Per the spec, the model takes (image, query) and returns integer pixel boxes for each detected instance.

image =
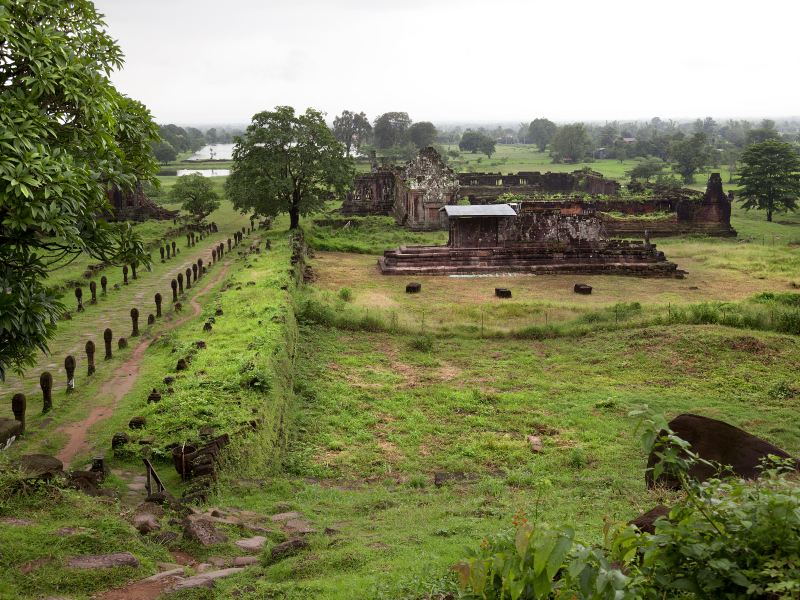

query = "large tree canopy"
[169,174,220,221]
[408,121,438,149]
[738,140,800,222]
[225,106,353,229]
[332,110,371,157]
[0,0,159,380]
[528,118,557,152]
[372,112,411,149]
[550,124,591,163]
[669,132,711,183]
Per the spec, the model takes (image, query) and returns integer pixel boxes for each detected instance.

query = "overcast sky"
[94,0,800,126]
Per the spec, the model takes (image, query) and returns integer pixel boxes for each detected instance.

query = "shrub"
[409,334,434,352]
[338,287,353,302]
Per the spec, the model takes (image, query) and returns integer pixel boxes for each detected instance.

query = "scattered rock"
[129,416,147,430]
[283,519,315,535]
[526,435,543,453]
[66,552,140,569]
[20,557,52,574]
[133,502,164,534]
[150,531,179,545]
[163,376,175,385]
[234,536,267,552]
[195,340,207,349]
[182,516,228,547]
[0,517,34,526]
[172,567,244,590]
[143,567,184,581]
[269,538,309,562]
[495,287,512,299]
[55,526,92,537]
[629,505,670,534]
[573,283,593,295]
[232,556,259,567]
[269,511,302,522]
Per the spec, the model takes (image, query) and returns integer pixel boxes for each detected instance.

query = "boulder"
[647,413,799,489]
[0,418,22,446]
[574,283,593,295]
[182,516,227,546]
[234,535,267,552]
[16,454,63,479]
[269,538,309,562]
[495,287,512,299]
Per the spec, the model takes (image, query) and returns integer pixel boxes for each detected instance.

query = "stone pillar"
[228,238,231,252]
[155,293,162,317]
[11,393,26,433]
[64,355,76,393]
[85,340,96,376]
[89,281,97,304]
[40,372,53,414]
[160,246,165,262]
[118,337,127,349]
[104,328,113,360]
[171,279,178,302]
[147,314,155,325]
[122,265,128,285]
[185,268,192,289]
[198,258,203,275]
[192,263,198,281]
[131,263,137,280]
[212,249,216,263]
[130,308,139,337]
[177,273,184,294]
[75,287,84,312]
[171,241,176,256]
[166,244,171,259]
[187,233,191,247]
[101,275,108,295]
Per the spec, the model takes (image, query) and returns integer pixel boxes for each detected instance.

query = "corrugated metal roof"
[441,204,518,217]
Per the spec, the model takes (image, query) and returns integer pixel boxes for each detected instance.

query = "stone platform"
[378,241,685,278]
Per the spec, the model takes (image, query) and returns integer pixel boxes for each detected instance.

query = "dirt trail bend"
[55,261,231,467]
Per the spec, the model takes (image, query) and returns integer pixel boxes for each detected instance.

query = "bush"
[338,287,353,302]
[409,334,434,352]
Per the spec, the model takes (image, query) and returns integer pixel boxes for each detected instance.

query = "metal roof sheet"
[441,204,517,217]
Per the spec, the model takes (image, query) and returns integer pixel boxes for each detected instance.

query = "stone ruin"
[343,147,734,238]
[107,182,177,222]
[379,202,684,277]
[342,147,459,230]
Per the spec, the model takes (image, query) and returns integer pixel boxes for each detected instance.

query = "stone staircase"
[378,241,685,277]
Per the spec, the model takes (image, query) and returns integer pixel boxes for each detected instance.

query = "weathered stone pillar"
[166,244,171,259]
[227,238,231,252]
[155,293,162,317]
[212,249,216,263]
[147,314,155,325]
[192,263,198,281]
[130,308,139,337]
[85,340,96,375]
[131,262,137,280]
[11,393,26,433]
[75,287,84,312]
[198,258,203,275]
[64,355,76,392]
[89,281,97,304]
[118,337,127,349]
[101,275,108,295]
[187,233,191,247]
[171,241,176,256]
[104,328,113,360]
[185,268,192,289]
[160,246,165,262]
[122,265,129,285]
[171,279,178,302]
[40,372,53,414]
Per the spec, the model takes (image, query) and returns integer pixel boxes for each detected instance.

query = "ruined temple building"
[343,148,736,238]
[379,202,684,277]
[107,182,177,221]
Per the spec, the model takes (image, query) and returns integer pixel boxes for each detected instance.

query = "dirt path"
[55,261,231,467]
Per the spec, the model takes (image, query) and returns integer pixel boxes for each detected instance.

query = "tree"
[669,132,711,183]
[332,110,372,157]
[153,141,177,164]
[738,140,800,222]
[225,106,353,229]
[478,136,496,158]
[205,127,218,145]
[0,0,158,380]
[169,174,220,220]
[626,157,666,182]
[550,123,591,163]
[746,119,780,146]
[372,112,411,149]
[528,118,557,151]
[408,121,438,149]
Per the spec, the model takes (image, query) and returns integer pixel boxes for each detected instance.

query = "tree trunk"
[289,205,300,229]
[767,209,772,222]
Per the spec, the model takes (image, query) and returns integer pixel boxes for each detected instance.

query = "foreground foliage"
[456,410,800,599]
[0,0,159,379]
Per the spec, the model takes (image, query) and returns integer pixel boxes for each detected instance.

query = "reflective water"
[186,143,235,161]
[177,169,230,177]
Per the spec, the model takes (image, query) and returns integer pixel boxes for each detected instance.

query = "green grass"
[304,214,447,255]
